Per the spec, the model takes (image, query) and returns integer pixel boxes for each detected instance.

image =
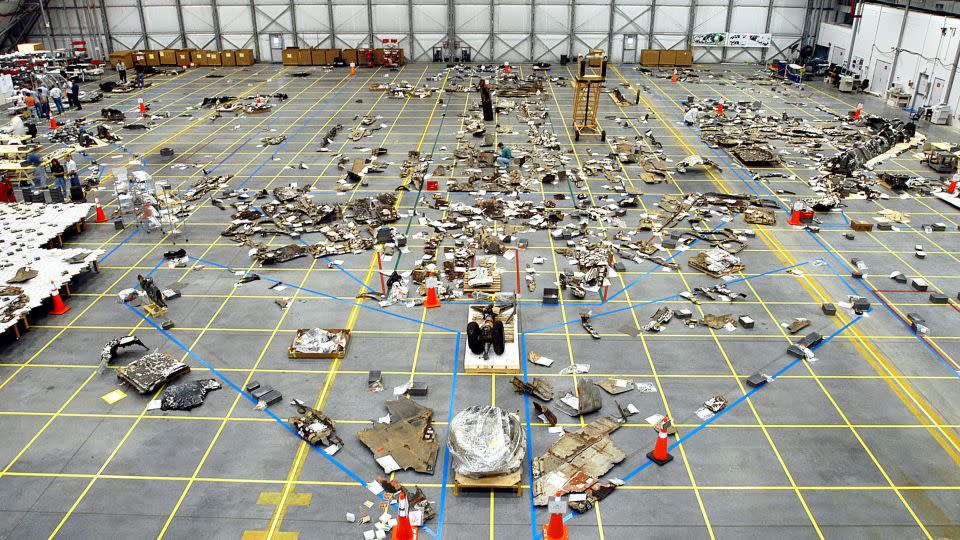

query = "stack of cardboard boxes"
[108,49,255,68]
[639,49,693,67]
[282,47,403,67]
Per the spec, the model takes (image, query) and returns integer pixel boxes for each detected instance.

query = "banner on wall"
[691,33,771,48]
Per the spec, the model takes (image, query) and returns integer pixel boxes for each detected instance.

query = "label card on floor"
[101,389,126,404]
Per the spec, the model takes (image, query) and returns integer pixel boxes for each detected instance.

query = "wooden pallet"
[464,304,520,374]
[463,268,501,294]
[453,470,522,496]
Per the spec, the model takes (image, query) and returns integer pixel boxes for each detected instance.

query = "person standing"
[65,156,79,187]
[23,92,38,120]
[27,152,46,189]
[37,85,50,118]
[50,85,64,115]
[69,78,82,110]
[116,60,127,83]
[134,62,145,88]
[49,158,66,194]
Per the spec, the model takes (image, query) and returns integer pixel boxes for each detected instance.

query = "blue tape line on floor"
[99,226,144,263]
[519,333,539,540]
[188,255,458,333]
[435,333,462,539]
[124,301,438,538]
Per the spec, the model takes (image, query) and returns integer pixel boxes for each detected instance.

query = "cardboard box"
[176,49,195,66]
[221,50,236,66]
[235,49,254,66]
[658,50,677,66]
[144,50,160,66]
[640,49,660,66]
[206,51,222,67]
[17,43,44,53]
[282,48,299,66]
[109,50,134,68]
[675,49,693,66]
[159,49,178,65]
[324,48,341,65]
[341,49,358,66]
[310,48,327,66]
[297,48,312,66]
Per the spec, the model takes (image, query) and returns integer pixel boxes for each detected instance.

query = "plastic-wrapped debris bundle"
[448,405,525,478]
[291,328,348,355]
[158,379,222,410]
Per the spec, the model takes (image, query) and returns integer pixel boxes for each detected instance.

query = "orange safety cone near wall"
[350,62,356,76]
[49,280,71,315]
[424,273,441,309]
[646,416,674,465]
[138,98,147,114]
[853,101,862,119]
[391,492,417,540]
[543,492,569,540]
[716,102,724,116]
[671,68,678,83]
[787,199,804,226]
[94,195,108,223]
[49,115,58,130]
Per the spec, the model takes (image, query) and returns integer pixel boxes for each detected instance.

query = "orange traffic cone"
[138,98,147,114]
[646,416,673,465]
[350,62,356,76]
[787,199,803,226]
[716,102,724,116]
[543,492,569,540]
[49,115,58,130]
[671,68,678,83]
[392,492,418,540]
[49,280,71,315]
[424,273,440,309]
[504,62,510,75]
[853,101,862,119]
[947,175,958,194]
[94,195,108,223]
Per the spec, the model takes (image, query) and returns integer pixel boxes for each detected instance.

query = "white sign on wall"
[692,33,771,48]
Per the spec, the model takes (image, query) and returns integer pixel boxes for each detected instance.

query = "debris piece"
[595,378,634,395]
[511,376,554,401]
[289,399,343,451]
[158,379,222,410]
[528,351,555,367]
[359,399,439,474]
[98,335,149,372]
[117,352,190,394]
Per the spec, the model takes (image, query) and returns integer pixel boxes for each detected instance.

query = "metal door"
[622,34,638,64]
[870,59,890,94]
[929,77,946,105]
[830,46,845,65]
[270,33,284,64]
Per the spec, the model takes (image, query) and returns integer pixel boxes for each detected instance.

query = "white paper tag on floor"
[366,482,384,495]
[645,413,664,426]
[696,407,715,421]
[636,382,657,393]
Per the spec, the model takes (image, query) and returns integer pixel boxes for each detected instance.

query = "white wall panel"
[455,4,489,33]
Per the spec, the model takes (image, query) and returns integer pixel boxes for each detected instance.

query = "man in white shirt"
[683,106,700,126]
[65,156,79,187]
[50,85,64,115]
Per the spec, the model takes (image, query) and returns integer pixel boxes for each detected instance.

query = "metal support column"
[942,30,960,104]
[648,0,656,49]
[248,0,260,58]
[97,0,112,53]
[489,0,495,61]
[761,0,775,62]
[408,0,415,58]
[176,0,188,48]
[686,0,697,50]
[134,0,148,48]
[570,0,577,59]
[889,0,911,86]
[606,0,615,58]
[289,0,300,47]
[844,0,862,71]
[210,0,223,50]
[720,0,734,62]
[366,0,375,48]
[447,0,456,59]
[327,0,337,48]
[529,0,536,61]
